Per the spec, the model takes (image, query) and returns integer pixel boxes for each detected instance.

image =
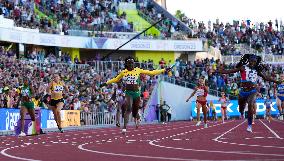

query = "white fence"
[80,111,138,126]
[80,112,117,125]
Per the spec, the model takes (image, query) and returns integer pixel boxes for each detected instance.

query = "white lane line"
[213,121,246,141]
[149,140,284,157]
[1,148,41,161]
[78,143,201,161]
[260,120,281,139]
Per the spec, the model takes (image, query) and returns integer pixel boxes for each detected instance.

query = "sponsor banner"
[0,109,80,130]
[191,99,279,118]
[61,110,81,127]
[0,108,20,131]
[0,27,203,51]
[44,110,61,128]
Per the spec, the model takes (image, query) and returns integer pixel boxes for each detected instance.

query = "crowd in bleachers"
[177,14,284,55]
[0,47,156,114]
[1,40,284,112]
[165,57,283,99]
[2,0,284,53]
[0,0,133,35]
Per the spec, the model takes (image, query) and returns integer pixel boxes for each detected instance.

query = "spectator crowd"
[169,57,283,99]
[1,0,284,55]
[0,47,157,118]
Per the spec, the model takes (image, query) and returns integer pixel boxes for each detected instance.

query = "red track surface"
[0,119,283,161]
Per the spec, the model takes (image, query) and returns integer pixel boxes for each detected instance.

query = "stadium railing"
[80,111,116,126]
[80,110,138,126]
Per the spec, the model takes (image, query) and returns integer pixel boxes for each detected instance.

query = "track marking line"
[149,120,284,157]
[213,120,246,141]
[1,147,41,161]
[260,120,282,139]
[213,120,284,149]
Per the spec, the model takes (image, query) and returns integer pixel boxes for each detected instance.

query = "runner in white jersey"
[218,91,229,123]
[218,54,278,132]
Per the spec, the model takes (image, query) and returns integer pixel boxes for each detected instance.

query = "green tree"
[175,10,185,21]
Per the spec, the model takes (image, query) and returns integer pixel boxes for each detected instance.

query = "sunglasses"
[126,59,134,62]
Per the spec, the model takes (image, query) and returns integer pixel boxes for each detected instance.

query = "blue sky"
[166,0,283,24]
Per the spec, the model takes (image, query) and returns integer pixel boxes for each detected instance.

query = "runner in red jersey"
[186,77,209,128]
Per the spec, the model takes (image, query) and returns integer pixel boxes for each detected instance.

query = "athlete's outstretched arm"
[186,88,198,102]
[204,86,209,93]
[63,83,69,93]
[46,82,52,95]
[139,68,166,76]
[106,71,124,85]
[218,65,242,74]
[258,72,279,84]
[30,84,35,98]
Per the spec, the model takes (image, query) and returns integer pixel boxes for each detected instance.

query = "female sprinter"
[274,73,284,120]
[47,74,69,133]
[218,91,229,123]
[19,78,36,136]
[209,101,217,122]
[218,54,277,132]
[115,84,126,127]
[101,57,171,134]
[186,77,208,128]
[264,95,273,122]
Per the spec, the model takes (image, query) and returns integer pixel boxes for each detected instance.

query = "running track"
[0,119,283,161]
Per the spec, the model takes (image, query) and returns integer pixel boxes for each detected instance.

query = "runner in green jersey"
[19,77,36,136]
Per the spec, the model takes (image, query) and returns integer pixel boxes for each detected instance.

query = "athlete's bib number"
[196,89,204,96]
[54,86,63,92]
[124,76,137,85]
[247,70,257,82]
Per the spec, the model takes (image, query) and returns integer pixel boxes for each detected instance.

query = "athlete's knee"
[30,116,36,121]
[126,107,131,113]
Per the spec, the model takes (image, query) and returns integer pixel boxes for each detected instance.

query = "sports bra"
[240,65,258,83]
[196,86,207,97]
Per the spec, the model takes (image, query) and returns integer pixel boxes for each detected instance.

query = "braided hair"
[253,55,269,74]
[236,54,268,74]
[236,54,250,68]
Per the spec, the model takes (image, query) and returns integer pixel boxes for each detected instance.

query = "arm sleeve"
[139,68,165,76]
[106,71,124,85]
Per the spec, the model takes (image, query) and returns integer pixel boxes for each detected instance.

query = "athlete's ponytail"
[254,55,268,74]
[236,54,249,68]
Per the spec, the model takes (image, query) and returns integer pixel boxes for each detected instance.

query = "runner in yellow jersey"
[101,57,171,134]
[47,74,69,133]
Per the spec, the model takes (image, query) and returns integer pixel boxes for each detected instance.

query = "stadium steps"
[118,2,161,36]
[34,5,58,27]
[148,0,192,34]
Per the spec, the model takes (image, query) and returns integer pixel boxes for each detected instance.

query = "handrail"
[149,0,192,34]
[137,10,167,32]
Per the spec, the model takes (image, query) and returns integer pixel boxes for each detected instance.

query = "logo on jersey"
[54,85,63,92]
[21,89,30,96]
[124,76,138,85]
